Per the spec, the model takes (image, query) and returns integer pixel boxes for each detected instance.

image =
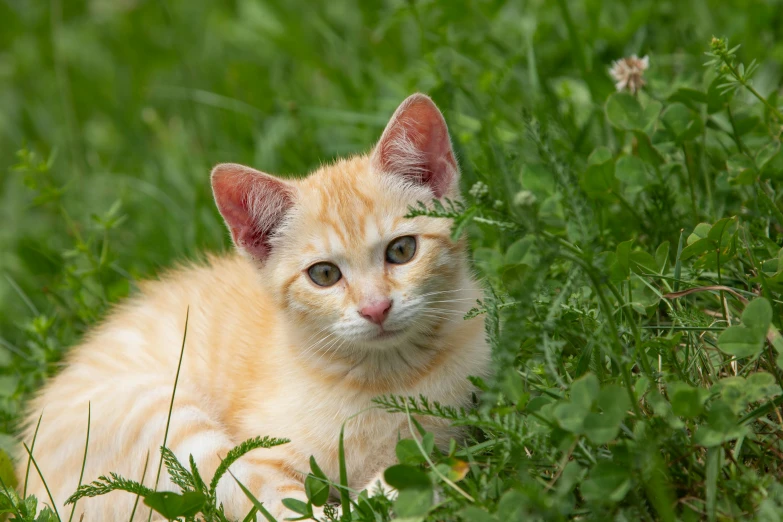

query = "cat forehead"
[300,156,380,215]
[290,156,430,246]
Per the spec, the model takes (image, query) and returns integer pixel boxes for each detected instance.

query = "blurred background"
[0,0,782,432]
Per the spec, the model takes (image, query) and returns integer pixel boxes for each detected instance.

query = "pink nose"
[359,299,392,325]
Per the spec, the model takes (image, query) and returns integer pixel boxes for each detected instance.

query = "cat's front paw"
[361,470,397,500]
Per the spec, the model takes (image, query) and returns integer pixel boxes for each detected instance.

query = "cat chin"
[373,329,405,341]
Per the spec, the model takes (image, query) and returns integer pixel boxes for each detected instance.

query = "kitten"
[16,94,490,520]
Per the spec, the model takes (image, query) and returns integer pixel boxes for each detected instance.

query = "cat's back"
[25,252,279,419]
[75,252,271,360]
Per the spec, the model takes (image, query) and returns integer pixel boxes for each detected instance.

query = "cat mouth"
[373,329,404,341]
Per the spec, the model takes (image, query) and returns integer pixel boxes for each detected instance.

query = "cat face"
[212,94,467,350]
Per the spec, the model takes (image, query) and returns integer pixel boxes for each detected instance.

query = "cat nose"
[359,298,392,325]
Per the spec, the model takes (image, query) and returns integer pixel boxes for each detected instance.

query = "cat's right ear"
[211,163,295,263]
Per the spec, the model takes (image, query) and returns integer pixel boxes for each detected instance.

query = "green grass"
[2,0,783,520]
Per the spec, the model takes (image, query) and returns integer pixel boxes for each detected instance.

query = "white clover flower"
[513,190,537,208]
[608,55,650,94]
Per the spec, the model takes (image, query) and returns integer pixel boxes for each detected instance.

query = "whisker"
[418,288,472,298]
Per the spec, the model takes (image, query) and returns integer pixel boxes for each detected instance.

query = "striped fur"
[16,94,490,520]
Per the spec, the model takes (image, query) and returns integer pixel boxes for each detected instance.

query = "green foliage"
[2,0,783,521]
[65,436,290,522]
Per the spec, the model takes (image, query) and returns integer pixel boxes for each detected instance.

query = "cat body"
[17,94,490,520]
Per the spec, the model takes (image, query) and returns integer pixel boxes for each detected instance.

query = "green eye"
[308,262,342,287]
[386,236,417,264]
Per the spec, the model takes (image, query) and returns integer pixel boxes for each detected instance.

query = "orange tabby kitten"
[17,94,490,520]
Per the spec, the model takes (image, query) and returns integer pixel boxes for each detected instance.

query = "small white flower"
[513,190,537,208]
[608,55,650,94]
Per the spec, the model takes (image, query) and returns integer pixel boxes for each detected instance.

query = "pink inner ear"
[372,94,458,198]
[211,164,294,261]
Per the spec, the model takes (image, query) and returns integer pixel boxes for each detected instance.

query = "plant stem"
[682,144,700,222]
[724,60,783,121]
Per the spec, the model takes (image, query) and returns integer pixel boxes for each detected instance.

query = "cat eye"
[308,262,342,287]
[386,236,417,264]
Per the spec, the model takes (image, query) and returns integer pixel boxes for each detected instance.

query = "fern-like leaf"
[65,473,153,504]
[188,454,207,493]
[209,436,289,494]
[372,395,467,421]
[161,446,194,492]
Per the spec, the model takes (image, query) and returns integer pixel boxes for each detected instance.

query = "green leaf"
[504,236,537,265]
[501,264,531,295]
[630,251,659,275]
[707,217,737,246]
[661,102,703,143]
[606,93,661,131]
[598,384,631,421]
[143,491,205,519]
[718,326,764,358]
[633,131,665,166]
[500,368,529,407]
[0,450,18,491]
[757,140,781,170]
[571,373,600,409]
[553,401,588,433]
[726,154,756,185]
[309,455,327,481]
[396,439,427,466]
[707,76,732,113]
[393,487,433,518]
[555,461,583,496]
[581,462,632,503]
[707,400,740,434]
[496,490,527,520]
[741,297,772,335]
[687,223,712,244]
[421,433,435,458]
[669,383,707,418]
[680,238,711,261]
[744,372,781,402]
[583,412,622,444]
[304,474,329,507]
[655,241,670,272]
[281,497,311,516]
[384,465,431,490]
[615,155,655,189]
[588,146,613,165]
[668,87,708,109]
[614,240,634,280]
[718,298,772,358]
[581,159,616,199]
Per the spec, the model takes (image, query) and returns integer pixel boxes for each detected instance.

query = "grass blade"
[338,424,350,521]
[23,412,43,498]
[149,307,189,522]
[228,469,278,522]
[22,442,62,522]
[129,451,151,522]
[68,402,91,522]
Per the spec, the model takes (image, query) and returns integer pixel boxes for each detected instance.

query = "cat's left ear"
[370,93,459,198]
